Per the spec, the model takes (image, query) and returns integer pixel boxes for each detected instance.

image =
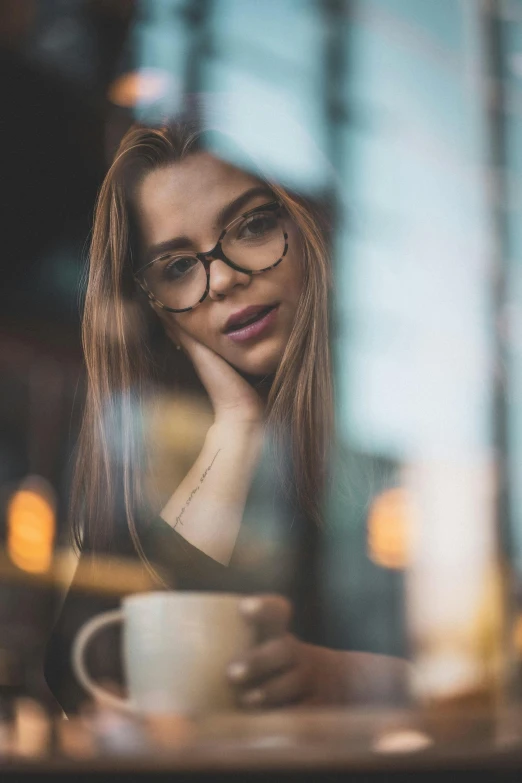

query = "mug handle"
[72,610,133,713]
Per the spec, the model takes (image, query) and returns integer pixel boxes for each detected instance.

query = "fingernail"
[242,688,264,707]
[241,597,261,616]
[227,661,248,682]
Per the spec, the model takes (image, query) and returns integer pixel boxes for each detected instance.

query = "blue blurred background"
[1,0,522,707]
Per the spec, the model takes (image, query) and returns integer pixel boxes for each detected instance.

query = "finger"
[227,635,297,688]
[240,595,292,641]
[161,323,264,422]
[239,667,309,709]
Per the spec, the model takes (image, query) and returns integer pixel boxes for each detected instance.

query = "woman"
[45,118,408,714]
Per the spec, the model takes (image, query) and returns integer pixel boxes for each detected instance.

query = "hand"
[167,323,264,427]
[226,596,410,708]
[227,595,335,708]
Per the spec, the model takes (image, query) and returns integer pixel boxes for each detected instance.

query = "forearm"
[160,421,264,566]
[307,645,411,706]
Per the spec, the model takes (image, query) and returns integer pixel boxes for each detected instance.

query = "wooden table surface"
[5,706,522,781]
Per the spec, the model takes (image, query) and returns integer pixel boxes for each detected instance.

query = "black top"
[44,446,407,715]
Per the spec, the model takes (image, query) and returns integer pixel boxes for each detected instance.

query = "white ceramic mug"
[72,592,253,716]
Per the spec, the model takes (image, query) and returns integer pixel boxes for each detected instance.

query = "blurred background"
[1,0,522,740]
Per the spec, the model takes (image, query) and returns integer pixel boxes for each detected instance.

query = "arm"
[160,420,263,566]
[227,596,411,708]
[158,325,266,566]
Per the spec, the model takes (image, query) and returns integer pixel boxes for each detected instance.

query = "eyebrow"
[144,185,274,264]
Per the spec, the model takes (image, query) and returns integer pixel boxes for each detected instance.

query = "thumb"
[240,595,292,642]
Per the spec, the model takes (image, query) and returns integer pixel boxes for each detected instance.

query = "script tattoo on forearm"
[174,449,221,529]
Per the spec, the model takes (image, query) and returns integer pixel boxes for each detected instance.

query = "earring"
[175,344,181,351]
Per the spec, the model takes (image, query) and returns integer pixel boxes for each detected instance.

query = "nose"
[207,257,251,301]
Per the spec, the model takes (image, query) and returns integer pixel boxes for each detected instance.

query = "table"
[5,706,522,781]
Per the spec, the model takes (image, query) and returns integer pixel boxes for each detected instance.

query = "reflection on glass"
[0,0,520,768]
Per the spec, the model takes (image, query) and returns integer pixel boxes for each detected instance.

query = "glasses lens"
[139,207,286,311]
[222,208,285,271]
[141,255,207,311]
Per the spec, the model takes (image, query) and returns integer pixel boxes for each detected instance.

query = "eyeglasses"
[134,200,289,313]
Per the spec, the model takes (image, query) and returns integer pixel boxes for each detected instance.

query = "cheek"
[173,310,214,346]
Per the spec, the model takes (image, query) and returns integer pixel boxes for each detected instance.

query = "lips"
[224,304,279,344]
[224,304,277,333]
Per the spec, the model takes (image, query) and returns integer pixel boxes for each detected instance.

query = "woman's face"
[134,152,303,376]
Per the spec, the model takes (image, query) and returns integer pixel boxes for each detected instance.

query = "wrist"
[210,416,264,438]
[212,402,265,431]
[306,648,411,706]
[207,418,265,456]
[304,644,347,706]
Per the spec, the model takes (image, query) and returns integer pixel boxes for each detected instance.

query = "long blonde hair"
[72,120,333,571]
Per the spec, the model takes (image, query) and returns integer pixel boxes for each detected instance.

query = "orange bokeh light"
[7,486,55,574]
[367,487,412,570]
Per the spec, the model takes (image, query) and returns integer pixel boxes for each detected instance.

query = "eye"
[236,211,279,241]
[161,255,199,281]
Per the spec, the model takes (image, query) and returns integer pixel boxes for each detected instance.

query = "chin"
[229,344,282,378]
[234,358,279,378]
